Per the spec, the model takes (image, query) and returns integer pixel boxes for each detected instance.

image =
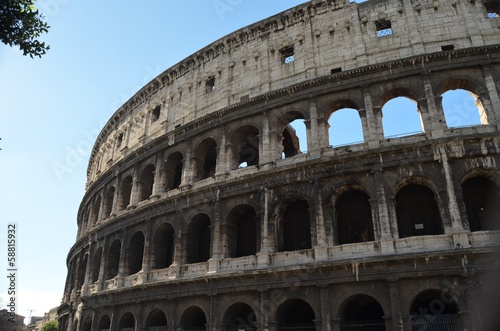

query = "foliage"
[0,0,50,58]
[41,320,59,331]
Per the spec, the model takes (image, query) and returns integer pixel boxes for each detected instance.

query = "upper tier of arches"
[86,0,500,184]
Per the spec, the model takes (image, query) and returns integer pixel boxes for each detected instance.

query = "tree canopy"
[41,320,59,331]
[0,0,50,58]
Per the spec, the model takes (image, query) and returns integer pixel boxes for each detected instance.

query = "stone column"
[215,127,227,176]
[373,171,394,246]
[387,278,404,331]
[436,147,465,233]
[129,167,140,207]
[481,65,500,125]
[308,98,322,157]
[421,72,446,138]
[257,188,274,266]
[259,291,271,331]
[319,286,332,331]
[260,110,272,167]
[82,244,95,295]
[142,221,153,273]
[152,153,164,197]
[314,186,328,261]
[208,201,222,273]
[110,177,120,216]
[362,86,383,148]
[182,144,194,186]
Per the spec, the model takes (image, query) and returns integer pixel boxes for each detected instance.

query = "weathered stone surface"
[59,0,500,330]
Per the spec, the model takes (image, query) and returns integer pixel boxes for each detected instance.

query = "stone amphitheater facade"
[58,0,500,330]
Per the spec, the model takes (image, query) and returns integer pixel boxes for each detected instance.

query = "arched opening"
[118,312,135,331]
[395,184,443,238]
[227,205,258,258]
[91,196,101,226]
[152,223,175,269]
[98,315,111,331]
[76,254,87,289]
[139,164,156,201]
[462,176,500,231]
[336,190,374,244]
[81,317,92,331]
[90,247,102,283]
[119,175,133,210]
[186,214,211,263]
[223,303,257,331]
[194,138,217,181]
[442,89,487,128]
[179,306,207,331]
[276,299,316,331]
[280,199,312,251]
[126,231,145,275]
[328,108,364,147]
[278,112,308,158]
[340,295,386,331]
[164,152,183,191]
[145,309,168,331]
[230,125,259,169]
[410,290,463,330]
[103,186,115,218]
[382,97,424,138]
[105,239,121,280]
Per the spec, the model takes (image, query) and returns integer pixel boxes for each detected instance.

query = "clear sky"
[0,0,479,323]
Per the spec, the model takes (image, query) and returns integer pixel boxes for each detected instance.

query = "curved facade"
[59,0,500,330]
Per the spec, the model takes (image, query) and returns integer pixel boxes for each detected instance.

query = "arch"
[229,125,260,169]
[442,89,486,128]
[194,138,217,181]
[276,298,316,330]
[118,312,135,331]
[328,107,364,147]
[462,176,500,231]
[223,302,257,331]
[164,151,184,191]
[186,214,212,263]
[179,306,207,330]
[98,315,111,331]
[152,223,175,269]
[139,164,156,201]
[339,294,386,331]
[91,196,101,225]
[103,186,115,218]
[395,184,443,238]
[145,309,168,331]
[90,247,102,283]
[336,190,374,244]
[381,96,424,138]
[279,199,312,251]
[76,254,88,289]
[81,316,92,331]
[277,111,308,158]
[119,175,133,210]
[105,239,121,280]
[410,289,463,330]
[226,205,258,258]
[126,231,145,275]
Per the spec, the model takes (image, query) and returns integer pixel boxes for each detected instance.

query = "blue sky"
[0,0,479,322]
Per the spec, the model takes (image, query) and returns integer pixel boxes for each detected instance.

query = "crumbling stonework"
[59,0,500,330]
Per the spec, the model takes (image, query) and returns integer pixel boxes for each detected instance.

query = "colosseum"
[58,0,500,330]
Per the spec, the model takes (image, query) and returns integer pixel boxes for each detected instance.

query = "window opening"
[375,19,393,37]
[151,105,161,122]
[153,223,175,269]
[282,200,311,251]
[105,240,121,280]
[382,97,424,138]
[484,1,500,17]
[126,232,145,275]
[328,108,364,147]
[462,177,500,231]
[442,89,486,128]
[206,76,216,93]
[340,295,386,331]
[441,44,454,51]
[336,191,374,244]
[395,184,443,238]
[276,299,316,331]
[117,133,124,148]
[279,46,295,64]
[223,303,257,331]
